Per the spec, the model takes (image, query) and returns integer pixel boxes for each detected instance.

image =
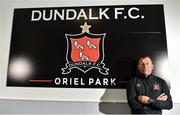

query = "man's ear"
[151,64,154,70]
[137,64,140,70]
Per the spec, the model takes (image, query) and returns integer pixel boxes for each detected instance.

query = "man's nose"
[141,63,145,66]
[142,64,147,67]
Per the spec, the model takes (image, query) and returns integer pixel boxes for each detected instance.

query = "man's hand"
[138,93,167,105]
[156,93,167,101]
[138,96,150,104]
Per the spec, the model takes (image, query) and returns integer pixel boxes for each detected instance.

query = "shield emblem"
[62,23,109,75]
[70,35,100,62]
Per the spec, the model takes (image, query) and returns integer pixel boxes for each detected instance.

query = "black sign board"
[7,5,168,88]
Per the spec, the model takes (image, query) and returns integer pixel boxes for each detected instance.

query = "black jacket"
[126,74,173,114]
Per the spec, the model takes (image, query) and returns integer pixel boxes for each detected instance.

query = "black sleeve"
[126,78,144,110]
[150,79,173,109]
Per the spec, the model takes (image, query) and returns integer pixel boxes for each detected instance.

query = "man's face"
[137,57,153,77]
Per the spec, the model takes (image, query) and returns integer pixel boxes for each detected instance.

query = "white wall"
[0,0,180,104]
[164,0,180,103]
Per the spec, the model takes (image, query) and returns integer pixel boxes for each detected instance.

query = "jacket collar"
[138,73,153,80]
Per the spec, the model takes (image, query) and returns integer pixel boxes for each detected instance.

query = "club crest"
[62,22,109,75]
[153,83,160,90]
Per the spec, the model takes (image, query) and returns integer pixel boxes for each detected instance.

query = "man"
[126,56,173,114]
